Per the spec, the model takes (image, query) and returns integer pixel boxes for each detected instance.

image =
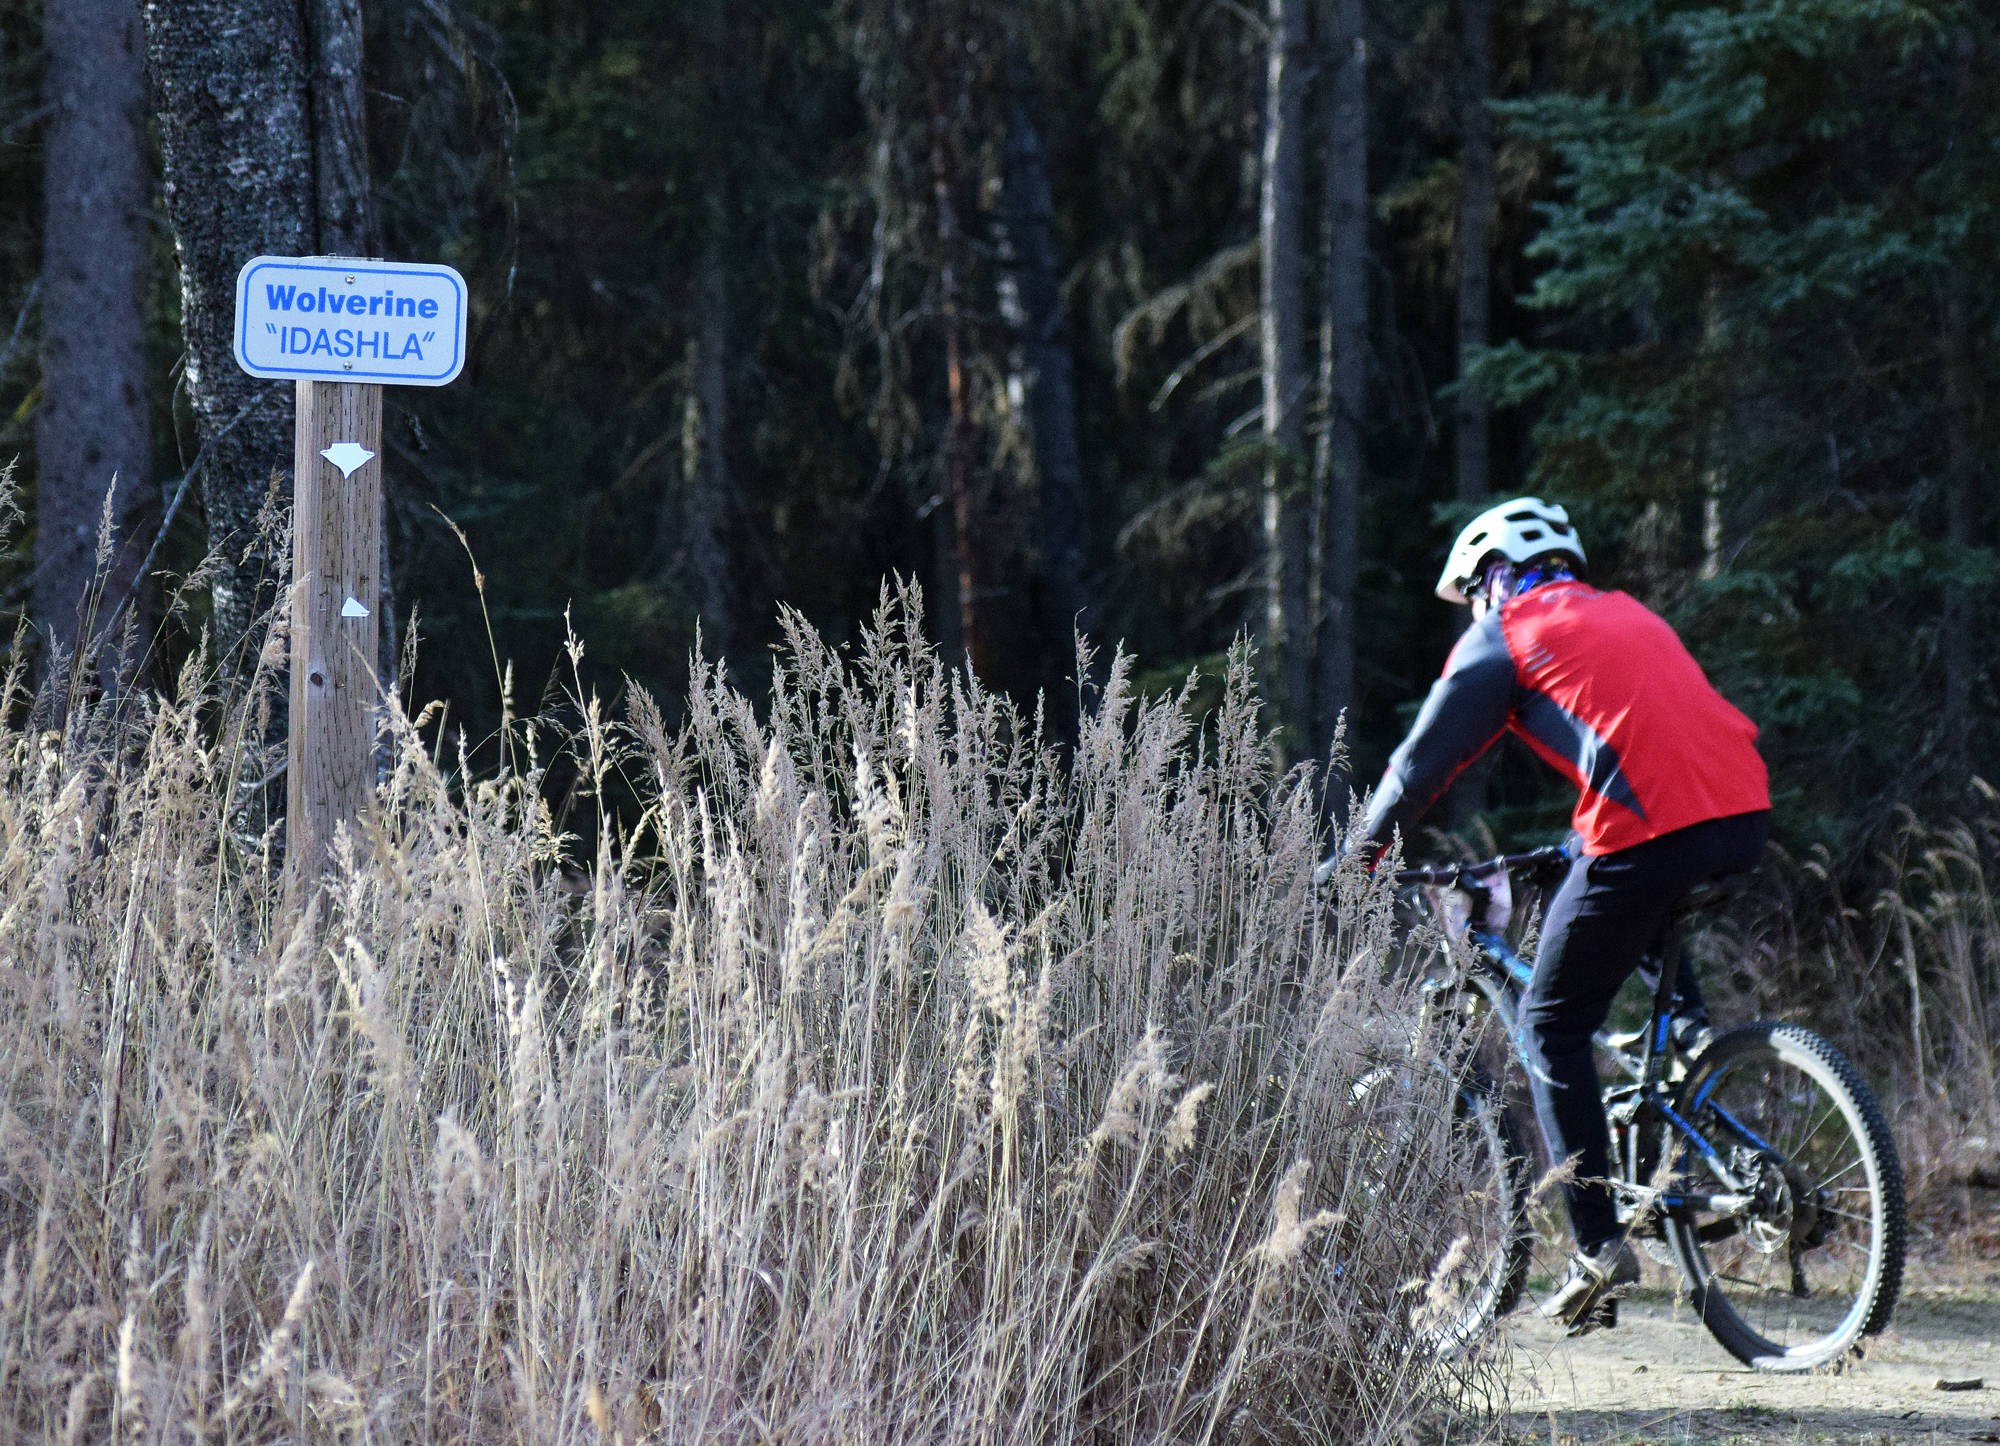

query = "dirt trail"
[1498,1192,2000,1445]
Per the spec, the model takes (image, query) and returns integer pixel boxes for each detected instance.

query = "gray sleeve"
[1357,612,1516,855]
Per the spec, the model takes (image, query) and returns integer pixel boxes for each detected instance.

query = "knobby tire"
[1664,1023,1904,1372]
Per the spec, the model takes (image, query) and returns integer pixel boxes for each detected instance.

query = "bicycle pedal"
[1563,1297,1618,1338]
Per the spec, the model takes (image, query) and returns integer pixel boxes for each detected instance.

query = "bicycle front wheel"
[1350,1059,1532,1353]
[1663,1023,1904,1372]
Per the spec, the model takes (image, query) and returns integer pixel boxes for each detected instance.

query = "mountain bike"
[1355,846,1905,1371]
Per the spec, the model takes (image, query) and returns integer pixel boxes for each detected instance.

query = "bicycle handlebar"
[1392,843,1570,889]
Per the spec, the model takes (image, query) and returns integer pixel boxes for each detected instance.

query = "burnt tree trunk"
[998,71,1092,729]
[36,0,152,685]
[1315,0,1367,764]
[1261,0,1313,756]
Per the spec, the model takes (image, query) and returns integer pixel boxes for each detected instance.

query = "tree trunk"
[922,11,1004,686]
[998,69,1092,729]
[934,124,981,677]
[144,0,374,660]
[307,0,393,688]
[144,0,313,654]
[1316,0,1367,762]
[1455,0,1493,503]
[684,234,734,656]
[310,0,373,258]
[682,0,734,658]
[1261,0,1312,755]
[1940,284,1979,791]
[1439,0,1496,827]
[36,0,151,687]
[1699,273,1725,580]
[1938,30,1980,794]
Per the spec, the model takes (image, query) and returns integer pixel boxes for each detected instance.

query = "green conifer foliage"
[1480,0,1998,854]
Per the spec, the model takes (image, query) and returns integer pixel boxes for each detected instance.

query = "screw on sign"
[233,255,467,901]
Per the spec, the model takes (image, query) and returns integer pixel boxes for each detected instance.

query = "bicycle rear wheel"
[1663,1023,1904,1371]
[1350,1058,1532,1353]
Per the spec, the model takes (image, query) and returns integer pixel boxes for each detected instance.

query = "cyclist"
[1327,497,1771,1331]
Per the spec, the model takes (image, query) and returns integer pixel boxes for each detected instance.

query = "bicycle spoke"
[1349,1060,1532,1352]
[1788,1098,1842,1158]
[1714,1268,1778,1293]
[1666,1026,1903,1369]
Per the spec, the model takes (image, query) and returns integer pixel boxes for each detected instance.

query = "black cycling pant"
[1519,811,1770,1253]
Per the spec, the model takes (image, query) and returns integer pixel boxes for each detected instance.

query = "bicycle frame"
[1403,854,1768,1225]
[1386,849,1904,1366]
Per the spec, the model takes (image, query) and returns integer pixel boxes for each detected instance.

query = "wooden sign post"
[233,255,466,901]
[289,379,383,885]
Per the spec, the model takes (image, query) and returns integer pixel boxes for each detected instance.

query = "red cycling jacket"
[1359,581,1770,856]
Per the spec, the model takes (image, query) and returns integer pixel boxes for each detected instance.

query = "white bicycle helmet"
[1435,496,1587,604]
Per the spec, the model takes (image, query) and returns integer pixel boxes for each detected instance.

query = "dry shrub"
[0,588,1499,1444]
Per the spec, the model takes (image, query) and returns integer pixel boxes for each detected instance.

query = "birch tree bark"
[1261,0,1313,754]
[35,0,151,682]
[1316,0,1367,757]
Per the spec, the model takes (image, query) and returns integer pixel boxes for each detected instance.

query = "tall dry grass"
[1701,785,2000,1192]
[0,580,1499,1443]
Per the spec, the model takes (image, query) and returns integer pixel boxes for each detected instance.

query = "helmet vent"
[1435,496,1585,603]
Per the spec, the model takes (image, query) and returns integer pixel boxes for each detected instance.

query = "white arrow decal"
[321,442,376,479]
[341,596,370,618]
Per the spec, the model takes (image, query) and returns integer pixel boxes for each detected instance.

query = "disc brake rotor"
[1741,1152,1796,1255]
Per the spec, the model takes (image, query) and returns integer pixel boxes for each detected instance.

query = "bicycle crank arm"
[1660,1191,1755,1215]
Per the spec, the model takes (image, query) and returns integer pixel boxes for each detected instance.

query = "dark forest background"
[0,0,1994,868]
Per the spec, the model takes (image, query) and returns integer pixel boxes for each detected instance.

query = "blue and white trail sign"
[233,255,467,386]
